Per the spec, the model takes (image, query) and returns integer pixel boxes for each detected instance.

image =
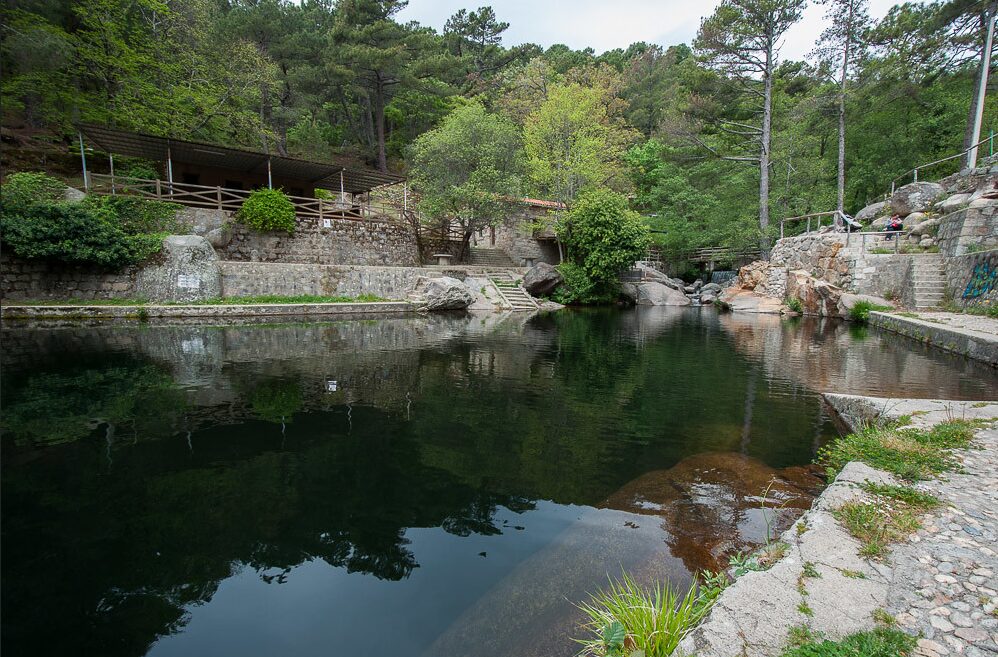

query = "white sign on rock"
[177,274,201,290]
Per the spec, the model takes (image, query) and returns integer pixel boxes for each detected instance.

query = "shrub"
[786,297,803,313]
[848,300,892,323]
[559,188,651,302]
[1,171,68,210]
[116,160,160,180]
[553,261,612,305]
[0,202,165,268]
[237,187,296,234]
[81,195,182,234]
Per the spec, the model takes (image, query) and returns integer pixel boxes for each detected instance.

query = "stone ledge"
[0,301,416,320]
[869,311,998,367]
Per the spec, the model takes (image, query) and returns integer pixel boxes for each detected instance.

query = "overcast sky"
[397,0,913,63]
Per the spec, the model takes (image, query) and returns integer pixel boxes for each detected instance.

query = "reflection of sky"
[146,503,611,657]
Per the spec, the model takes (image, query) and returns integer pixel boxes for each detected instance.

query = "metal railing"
[844,229,913,254]
[779,211,849,239]
[886,133,995,197]
[87,173,405,224]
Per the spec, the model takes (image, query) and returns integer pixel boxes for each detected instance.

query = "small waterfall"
[711,270,737,286]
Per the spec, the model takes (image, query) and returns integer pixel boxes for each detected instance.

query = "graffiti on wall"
[963,261,998,299]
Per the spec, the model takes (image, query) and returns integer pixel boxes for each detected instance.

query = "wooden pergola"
[77,125,408,222]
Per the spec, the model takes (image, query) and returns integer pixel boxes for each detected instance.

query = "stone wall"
[218,215,420,267]
[770,233,851,287]
[937,199,998,257]
[1,252,138,300]
[218,261,442,300]
[847,254,916,308]
[947,249,998,309]
[489,221,560,266]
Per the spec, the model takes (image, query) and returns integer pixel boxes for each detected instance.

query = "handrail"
[87,173,405,224]
[885,133,995,198]
[844,229,913,255]
[779,210,849,239]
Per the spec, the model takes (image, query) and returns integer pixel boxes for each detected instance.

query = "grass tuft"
[848,301,892,323]
[780,628,916,657]
[575,571,725,657]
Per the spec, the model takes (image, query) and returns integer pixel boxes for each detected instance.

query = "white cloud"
[398,0,922,64]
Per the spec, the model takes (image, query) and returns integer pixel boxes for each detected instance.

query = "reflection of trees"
[248,379,304,424]
[1,362,187,446]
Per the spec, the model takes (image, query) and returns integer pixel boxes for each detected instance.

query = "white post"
[166,145,174,195]
[109,152,115,195]
[267,157,272,189]
[78,132,89,191]
[404,182,408,213]
[339,169,345,203]
[968,11,997,168]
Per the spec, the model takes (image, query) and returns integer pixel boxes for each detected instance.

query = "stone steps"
[910,254,947,311]
[489,274,538,311]
[469,248,516,267]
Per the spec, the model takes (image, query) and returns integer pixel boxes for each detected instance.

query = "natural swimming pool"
[3,308,996,657]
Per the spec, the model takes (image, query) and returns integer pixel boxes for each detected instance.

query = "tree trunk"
[963,3,997,167]
[759,46,773,252]
[836,0,854,220]
[373,82,388,173]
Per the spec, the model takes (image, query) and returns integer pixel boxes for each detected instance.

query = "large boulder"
[785,269,843,317]
[63,186,86,202]
[408,276,474,311]
[735,260,772,292]
[635,264,685,291]
[909,216,940,237]
[890,182,946,216]
[936,193,971,214]
[854,200,889,224]
[522,262,563,296]
[619,282,639,304]
[635,281,692,306]
[871,216,890,230]
[135,235,222,302]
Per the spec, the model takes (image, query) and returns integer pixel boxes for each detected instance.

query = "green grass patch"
[848,301,893,323]
[859,483,940,508]
[575,571,725,656]
[780,628,916,657]
[817,420,981,481]
[834,500,922,559]
[839,569,866,579]
[3,294,394,306]
[786,297,803,313]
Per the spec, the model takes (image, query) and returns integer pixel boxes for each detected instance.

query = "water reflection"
[2,308,996,657]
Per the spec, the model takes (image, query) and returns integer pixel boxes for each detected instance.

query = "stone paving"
[887,425,998,657]
[912,312,998,338]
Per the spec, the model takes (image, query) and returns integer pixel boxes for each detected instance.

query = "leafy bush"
[1,171,68,210]
[237,187,296,234]
[0,202,165,268]
[116,160,160,180]
[786,297,803,313]
[558,188,651,302]
[81,195,182,234]
[553,261,611,305]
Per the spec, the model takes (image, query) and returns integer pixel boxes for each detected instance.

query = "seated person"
[885,214,904,240]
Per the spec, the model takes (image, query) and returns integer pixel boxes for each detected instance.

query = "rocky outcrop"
[717,288,784,314]
[890,181,946,216]
[836,292,892,317]
[635,281,692,306]
[408,276,475,311]
[134,235,222,302]
[699,282,722,305]
[634,263,686,291]
[937,193,971,213]
[785,269,843,317]
[909,215,940,236]
[522,262,562,296]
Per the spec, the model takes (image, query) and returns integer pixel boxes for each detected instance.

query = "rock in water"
[522,262,563,296]
[409,276,475,311]
[890,182,946,216]
[135,235,222,302]
[635,281,692,306]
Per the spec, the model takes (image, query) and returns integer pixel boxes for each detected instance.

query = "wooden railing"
[87,173,404,224]
[779,211,849,239]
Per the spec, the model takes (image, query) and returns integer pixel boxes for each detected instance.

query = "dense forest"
[1,0,996,255]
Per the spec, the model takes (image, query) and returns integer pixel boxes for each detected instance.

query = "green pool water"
[2,308,995,657]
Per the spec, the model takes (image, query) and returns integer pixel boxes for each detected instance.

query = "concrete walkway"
[869,311,998,366]
[0,301,416,321]
[679,396,998,657]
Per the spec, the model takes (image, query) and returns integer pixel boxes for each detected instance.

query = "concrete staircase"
[470,248,516,267]
[912,254,947,310]
[489,273,538,311]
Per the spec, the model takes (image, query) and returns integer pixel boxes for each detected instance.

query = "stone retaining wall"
[945,249,998,310]
[218,215,420,267]
[1,252,139,300]
[938,199,998,257]
[218,261,443,300]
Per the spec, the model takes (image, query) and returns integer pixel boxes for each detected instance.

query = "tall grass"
[575,572,724,656]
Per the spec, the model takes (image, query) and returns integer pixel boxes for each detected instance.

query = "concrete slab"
[869,311,998,366]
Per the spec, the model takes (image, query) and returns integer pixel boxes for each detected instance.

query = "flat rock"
[408,276,475,311]
[635,281,691,306]
[718,289,784,314]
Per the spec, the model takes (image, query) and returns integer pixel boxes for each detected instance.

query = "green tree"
[695,0,806,248]
[407,103,525,257]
